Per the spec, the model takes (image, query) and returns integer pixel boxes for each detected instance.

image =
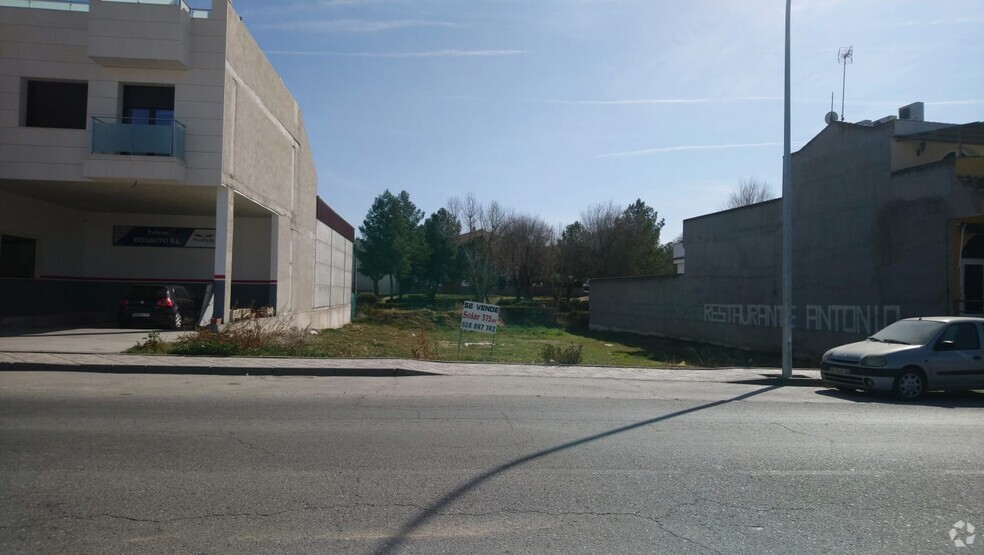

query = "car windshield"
[870,319,945,345]
[124,286,167,301]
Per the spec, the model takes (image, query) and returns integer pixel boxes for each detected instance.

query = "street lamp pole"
[781,0,793,379]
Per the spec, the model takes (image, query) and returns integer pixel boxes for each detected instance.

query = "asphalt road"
[2,372,983,554]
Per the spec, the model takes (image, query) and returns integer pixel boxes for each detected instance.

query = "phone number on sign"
[460,321,497,333]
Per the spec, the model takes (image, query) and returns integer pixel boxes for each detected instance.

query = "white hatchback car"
[821,316,984,401]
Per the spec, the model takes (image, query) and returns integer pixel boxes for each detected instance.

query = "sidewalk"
[0,351,821,383]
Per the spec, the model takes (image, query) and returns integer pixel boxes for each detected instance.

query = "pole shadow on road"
[375,383,781,554]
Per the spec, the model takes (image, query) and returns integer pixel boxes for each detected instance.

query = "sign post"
[458,300,500,359]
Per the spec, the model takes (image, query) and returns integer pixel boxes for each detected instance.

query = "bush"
[564,311,590,331]
[409,328,434,360]
[386,294,430,308]
[132,331,168,353]
[168,319,309,356]
[500,305,556,326]
[569,298,589,312]
[357,292,380,307]
[540,343,583,365]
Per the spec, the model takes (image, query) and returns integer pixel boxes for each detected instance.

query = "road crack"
[226,433,275,458]
[771,422,835,444]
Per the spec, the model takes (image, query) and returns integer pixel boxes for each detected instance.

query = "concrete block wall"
[220,0,327,323]
[315,223,353,310]
[592,120,984,358]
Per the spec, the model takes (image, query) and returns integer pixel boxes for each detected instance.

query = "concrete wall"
[592,120,984,358]
[221,0,327,323]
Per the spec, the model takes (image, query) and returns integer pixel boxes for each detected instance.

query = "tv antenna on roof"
[837,46,853,122]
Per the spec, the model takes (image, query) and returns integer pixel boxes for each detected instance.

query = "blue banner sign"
[113,226,215,248]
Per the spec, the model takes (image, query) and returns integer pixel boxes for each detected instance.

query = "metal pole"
[781,0,793,379]
[489,332,496,360]
[840,56,847,121]
[958,224,966,314]
[457,327,463,359]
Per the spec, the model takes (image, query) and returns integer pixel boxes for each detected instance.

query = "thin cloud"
[258,19,459,33]
[266,49,526,58]
[542,96,781,105]
[898,16,984,26]
[541,96,984,109]
[923,99,984,106]
[595,142,783,159]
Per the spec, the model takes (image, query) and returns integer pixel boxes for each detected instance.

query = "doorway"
[962,260,984,315]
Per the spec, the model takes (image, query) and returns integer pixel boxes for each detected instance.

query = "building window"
[25,80,88,129]
[0,235,37,278]
[122,85,175,125]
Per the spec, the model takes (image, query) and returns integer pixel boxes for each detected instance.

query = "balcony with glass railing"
[0,0,211,18]
[91,116,186,159]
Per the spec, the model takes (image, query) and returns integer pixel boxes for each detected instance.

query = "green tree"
[357,191,400,296]
[421,208,462,300]
[617,199,672,276]
[557,221,588,300]
[357,190,425,298]
[391,191,425,297]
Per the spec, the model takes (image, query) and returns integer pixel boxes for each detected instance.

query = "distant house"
[0,0,354,328]
[591,103,984,357]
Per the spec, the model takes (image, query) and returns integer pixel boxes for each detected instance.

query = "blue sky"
[229,0,984,240]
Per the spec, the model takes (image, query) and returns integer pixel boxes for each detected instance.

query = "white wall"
[314,221,353,309]
[83,212,214,280]
[0,189,277,283]
[0,191,86,277]
[231,215,272,281]
[312,220,353,327]
[0,2,227,186]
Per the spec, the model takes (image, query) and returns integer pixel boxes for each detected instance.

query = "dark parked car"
[119,285,198,329]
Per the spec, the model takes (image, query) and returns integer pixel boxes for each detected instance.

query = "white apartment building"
[0,0,354,328]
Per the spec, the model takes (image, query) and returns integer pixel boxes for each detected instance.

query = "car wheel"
[172,311,183,330]
[893,368,926,401]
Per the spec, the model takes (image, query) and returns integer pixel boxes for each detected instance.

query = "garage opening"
[0,234,36,278]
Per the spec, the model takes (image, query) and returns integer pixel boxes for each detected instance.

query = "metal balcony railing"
[91,116,186,159]
[0,0,89,11]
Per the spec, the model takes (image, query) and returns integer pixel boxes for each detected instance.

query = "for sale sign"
[460,301,500,334]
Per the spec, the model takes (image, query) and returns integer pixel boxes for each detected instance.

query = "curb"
[0,362,438,377]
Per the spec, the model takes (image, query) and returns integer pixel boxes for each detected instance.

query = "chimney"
[898,102,924,122]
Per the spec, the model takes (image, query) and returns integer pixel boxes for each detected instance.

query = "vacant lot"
[130,296,786,368]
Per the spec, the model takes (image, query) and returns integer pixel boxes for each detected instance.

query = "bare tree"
[581,201,622,277]
[458,199,512,302]
[446,193,483,234]
[496,214,554,300]
[725,177,776,209]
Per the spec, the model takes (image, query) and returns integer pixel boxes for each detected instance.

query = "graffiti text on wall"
[704,304,902,335]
